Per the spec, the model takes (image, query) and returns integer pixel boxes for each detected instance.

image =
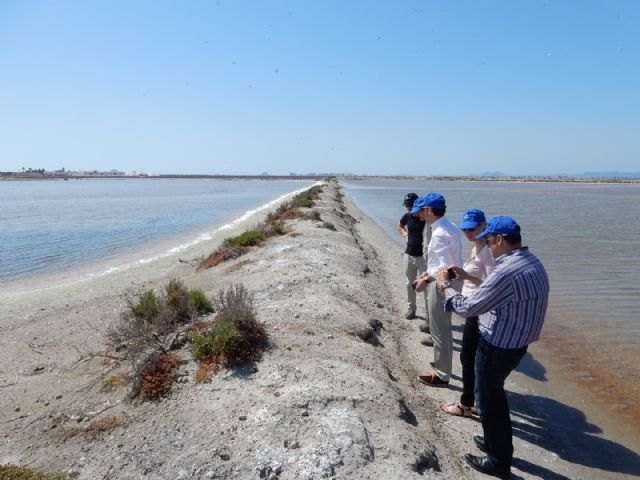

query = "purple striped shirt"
[444,247,549,349]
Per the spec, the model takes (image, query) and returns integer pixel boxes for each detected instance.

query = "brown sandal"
[440,402,473,417]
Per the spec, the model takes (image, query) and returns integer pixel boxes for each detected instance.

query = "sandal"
[440,402,473,417]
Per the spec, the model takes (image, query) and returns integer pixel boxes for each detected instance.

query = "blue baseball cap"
[459,209,486,229]
[476,215,521,239]
[410,193,446,214]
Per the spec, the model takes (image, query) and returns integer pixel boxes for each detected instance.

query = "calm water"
[341,179,640,349]
[0,178,315,286]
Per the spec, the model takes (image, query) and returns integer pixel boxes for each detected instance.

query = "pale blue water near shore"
[341,179,640,385]
[0,178,315,287]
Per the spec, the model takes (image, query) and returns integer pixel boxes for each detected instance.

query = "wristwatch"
[441,281,452,289]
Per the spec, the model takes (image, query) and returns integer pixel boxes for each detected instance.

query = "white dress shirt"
[426,216,463,275]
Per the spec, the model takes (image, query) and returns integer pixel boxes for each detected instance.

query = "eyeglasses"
[462,227,478,232]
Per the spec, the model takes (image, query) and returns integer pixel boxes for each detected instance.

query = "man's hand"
[435,266,450,287]
[414,272,432,293]
[414,278,428,293]
[449,265,467,281]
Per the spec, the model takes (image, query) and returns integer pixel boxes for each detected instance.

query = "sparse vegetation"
[139,352,180,400]
[199,245,247,269]
[227,229,265,247]
[188,288,214,314]
[198,185,325,270]
[61,415,128,441]
[132,290,159,320]
[107,279,214,399]
[0,465,68,480]
[290,185,322,208]
[191,284,266,383]
[263,219,287,236]
[102,374,125,392]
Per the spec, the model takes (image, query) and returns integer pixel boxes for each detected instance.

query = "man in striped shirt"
[436,216,549,479]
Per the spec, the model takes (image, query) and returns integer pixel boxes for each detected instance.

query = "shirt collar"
[495,246,528,264]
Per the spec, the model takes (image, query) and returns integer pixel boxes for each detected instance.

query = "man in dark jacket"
[396,193,428,320]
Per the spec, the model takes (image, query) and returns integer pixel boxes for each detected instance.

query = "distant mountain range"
[478,171,640,179]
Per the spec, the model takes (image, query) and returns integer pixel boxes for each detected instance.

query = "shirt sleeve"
[429,231,456,268]
[444,268,512,317]
[399,213,408,227]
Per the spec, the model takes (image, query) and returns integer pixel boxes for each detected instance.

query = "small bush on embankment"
[0,465,68,480]
[227,229,265,247]
[198,185,325,270]
[188,288,214,314]
[107,278,214,399]
[191,284,266,383]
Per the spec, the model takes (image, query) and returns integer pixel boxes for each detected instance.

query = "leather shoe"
[464,454,510,479]
[417,373,449,387]
[473,435,487,452]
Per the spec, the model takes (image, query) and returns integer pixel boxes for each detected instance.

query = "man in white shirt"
[413,193,463,386]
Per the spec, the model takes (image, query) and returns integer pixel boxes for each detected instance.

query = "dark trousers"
[460,316,479,407]
[475,337,527,470]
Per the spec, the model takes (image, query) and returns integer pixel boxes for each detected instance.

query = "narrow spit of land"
[0,181,637,479]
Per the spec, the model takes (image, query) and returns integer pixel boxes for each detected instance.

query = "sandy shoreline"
[1,181,637,479]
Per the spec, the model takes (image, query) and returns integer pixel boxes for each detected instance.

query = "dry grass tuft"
[225,258,252,273]
[61,415,127,441]
[102,375,126,392]
[0,465,69,480]
[194,354,222,383]
[199,245,247,269]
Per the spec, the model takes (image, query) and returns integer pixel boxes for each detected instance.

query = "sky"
[1,1,638,176]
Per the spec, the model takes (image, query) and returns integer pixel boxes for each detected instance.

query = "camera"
[447,267,457,280]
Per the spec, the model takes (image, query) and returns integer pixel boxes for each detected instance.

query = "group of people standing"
[397,192,550,480]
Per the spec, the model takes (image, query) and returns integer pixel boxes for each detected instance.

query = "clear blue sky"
[1,1,638,176]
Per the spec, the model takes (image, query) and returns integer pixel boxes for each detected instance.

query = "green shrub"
[133,290,159,320]
[0,465,68,480]
[192,319,244,360]
[227,229,265,247]
[191,284,266,371]
[191,330,217,360]
[164,279,192,321]
[189,289,214,314]
[288,185,323,209]
[291,191,313,208]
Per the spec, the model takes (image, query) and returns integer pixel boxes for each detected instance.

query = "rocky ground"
[1,181,637,479]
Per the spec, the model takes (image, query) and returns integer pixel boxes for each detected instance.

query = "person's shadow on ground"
[515,352,547,382]
[508,391,640,477]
